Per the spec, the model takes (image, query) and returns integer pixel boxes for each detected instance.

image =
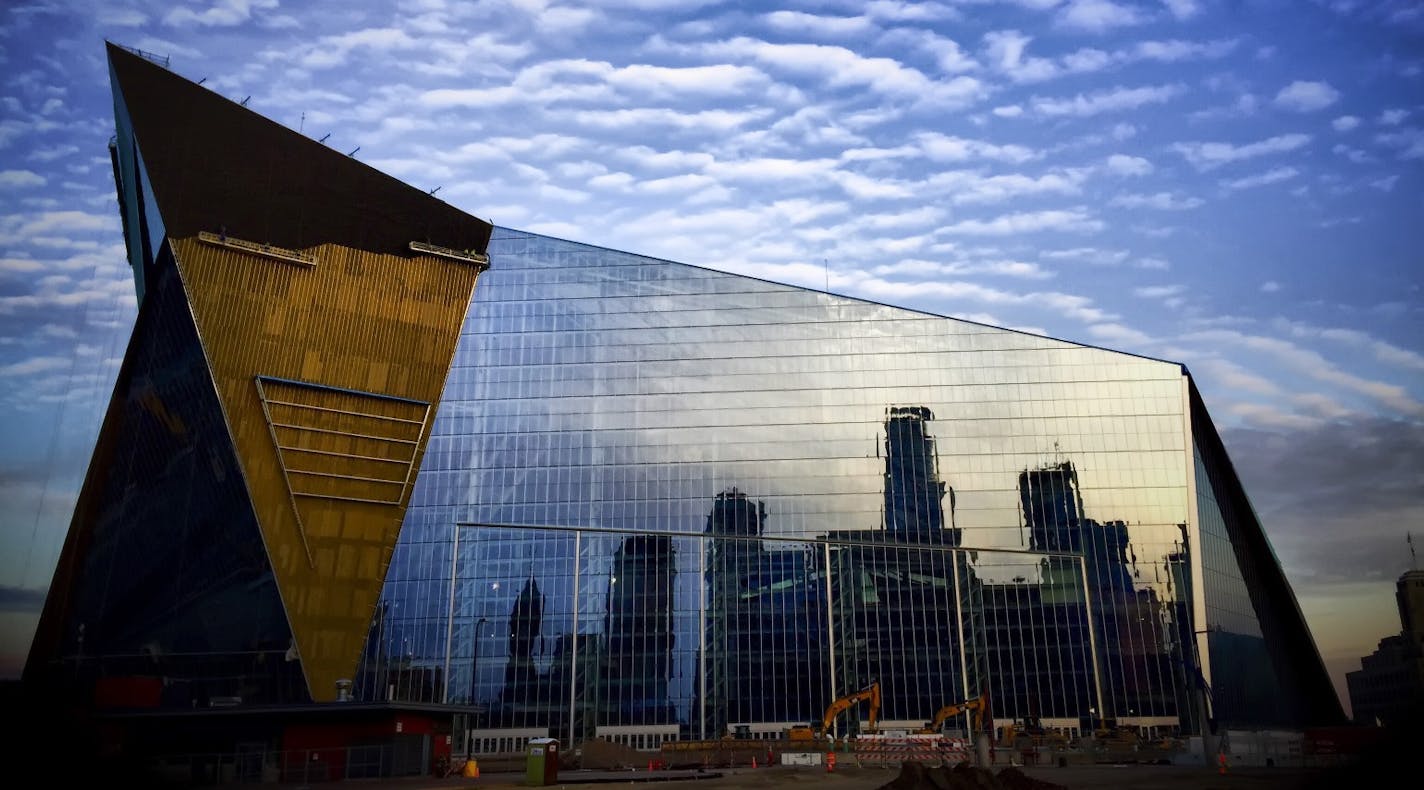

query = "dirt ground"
[364,760,1369,790]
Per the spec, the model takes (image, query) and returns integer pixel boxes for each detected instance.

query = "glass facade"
[361,228,1285,750]
[28,233,305,707]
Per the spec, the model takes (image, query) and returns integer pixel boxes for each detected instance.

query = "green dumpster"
[525,738,559,786]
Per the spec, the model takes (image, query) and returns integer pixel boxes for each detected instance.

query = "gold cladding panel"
[170,236,478,701]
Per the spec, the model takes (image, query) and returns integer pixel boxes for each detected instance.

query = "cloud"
[568,107,774,131]
[871,257,1053,280]
[0,356,70,377]
[1378,108,1408,126]
[1105,154,1152,176]
[846,276,1116,324]
[1161,0,1201,19]
[940,208,1104,235]
[1193,356,1283,397]
[1031,84,1179,117]
[1375,127,1424,159]
[1223,418,1424,591]
[763,11,874,37]
[0,258,44,273]
[914,133,1040,163]
[863,0,962,22]
[1056,0,1146,33]
[1222,166,1300,191]
[1332,115,1360,132]
[981,30,1233,84]
[993,105,1024,118]
[1134,284,1185,299]
[164,0,278,28]
[1131,39,1238,62]
[0,585,47,613]
[982,30,1060,83]
[97,7,147,26]
[694,37,983,105]
[1109,192,1204,210]
[1371,175,1399,192]
[926,169,1087,204]
[1274,320,1424,374]
[1172,133,1311,170]
[0,170,45,188]
[883,29,978,74]
[1261,281,1280,293]
[1187,330,1424,416]
[1274,80,1340,112]
[1041,247,1129,265]
[1087,322,1150,345]
[0,211,113,244]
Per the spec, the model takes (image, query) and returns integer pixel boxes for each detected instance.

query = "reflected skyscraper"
[1000,460,1182,728]
[500,576,545,720]
[883,406,958,544]
[600,535,676,724]
[830,407,982,729]
[702,489,829,736]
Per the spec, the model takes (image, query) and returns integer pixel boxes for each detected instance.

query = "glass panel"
[366,228,1218,739]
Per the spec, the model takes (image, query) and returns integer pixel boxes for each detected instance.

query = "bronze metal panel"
[171,234,478,700]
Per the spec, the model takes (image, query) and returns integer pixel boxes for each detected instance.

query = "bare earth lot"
[326,759,1390,790]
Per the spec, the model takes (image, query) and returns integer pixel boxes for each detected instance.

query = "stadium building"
[24,44,1343,779]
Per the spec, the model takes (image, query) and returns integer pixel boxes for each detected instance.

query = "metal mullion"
[255,377,315,568]
[265,398,427,425]
[442,525,461,704]
[273,421,420,445]
[569,530,581,746]
[280,445,410,465]
[292,491,401,506]
[285,467,405,486]
[698,536,706,740]
[1045,557,1069,718]
[1025,561,1043,723]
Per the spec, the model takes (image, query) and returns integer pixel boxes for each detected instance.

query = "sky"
[0,0,1420,716]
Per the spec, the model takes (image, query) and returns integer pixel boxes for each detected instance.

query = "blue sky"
[0,0,1420,713]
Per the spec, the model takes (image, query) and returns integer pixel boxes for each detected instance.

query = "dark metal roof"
[106,42,492,258]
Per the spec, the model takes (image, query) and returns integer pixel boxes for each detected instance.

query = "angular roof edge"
[106,41,493,258]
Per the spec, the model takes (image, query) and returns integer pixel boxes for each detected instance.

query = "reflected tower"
[601,535,676,724]
[701,489,827,736]
[500,576,544,719]
[883,406,959,545]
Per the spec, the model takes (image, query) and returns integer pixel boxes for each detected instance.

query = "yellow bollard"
[463,757,480,778]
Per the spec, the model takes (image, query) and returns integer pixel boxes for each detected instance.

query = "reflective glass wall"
[362,228,1209,745]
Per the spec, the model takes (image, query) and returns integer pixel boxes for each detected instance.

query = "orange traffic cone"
[752,756,758,769]
[462,758,480,778]
[1218,752,1228,775]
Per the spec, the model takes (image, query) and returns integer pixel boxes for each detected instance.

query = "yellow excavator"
[915,695,987,735]
[786,682,881,740]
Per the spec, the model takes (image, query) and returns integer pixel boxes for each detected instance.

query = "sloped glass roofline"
[494,226,1187,371]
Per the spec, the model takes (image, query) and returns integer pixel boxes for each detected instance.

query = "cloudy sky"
[0,0,1420,713]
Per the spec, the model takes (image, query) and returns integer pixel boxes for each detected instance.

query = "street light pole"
[470,617,487,705]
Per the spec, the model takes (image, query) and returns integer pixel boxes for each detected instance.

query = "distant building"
[1348,570,1424,727]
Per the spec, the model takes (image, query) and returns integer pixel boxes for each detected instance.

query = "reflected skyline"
[360,228,1338,750]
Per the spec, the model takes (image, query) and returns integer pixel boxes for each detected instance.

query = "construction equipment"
[787,682,882,740]
[915,695,987,735]
[1000,716,1070,749]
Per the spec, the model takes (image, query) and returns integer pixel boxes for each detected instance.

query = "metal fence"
[139,743,433,786]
